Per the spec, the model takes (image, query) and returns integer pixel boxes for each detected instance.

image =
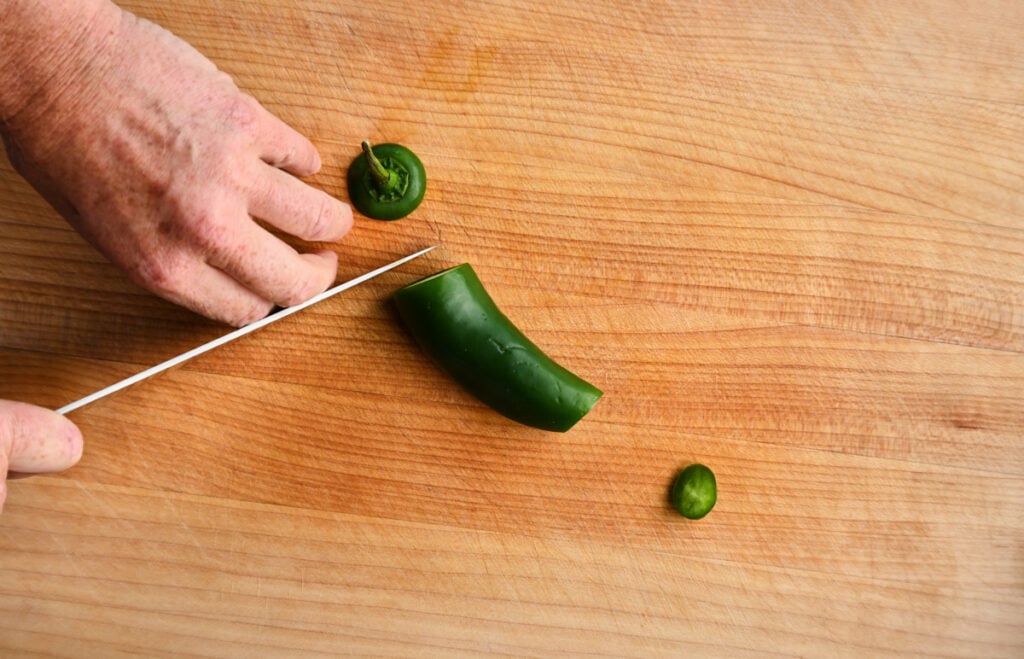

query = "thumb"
[0,400,84,509]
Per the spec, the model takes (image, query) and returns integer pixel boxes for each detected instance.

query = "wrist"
[0,0,120,126]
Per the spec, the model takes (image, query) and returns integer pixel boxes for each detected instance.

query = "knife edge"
[56,244,439,415]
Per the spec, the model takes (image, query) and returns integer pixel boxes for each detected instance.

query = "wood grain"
[2,0,1022,655]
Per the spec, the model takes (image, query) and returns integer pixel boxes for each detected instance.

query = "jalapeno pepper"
[346,140,426,221]
[669,464,717,519]
[393,263,603,432]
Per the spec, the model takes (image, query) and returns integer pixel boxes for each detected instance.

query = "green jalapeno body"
[393,263,602,432]
[347,141,426,221]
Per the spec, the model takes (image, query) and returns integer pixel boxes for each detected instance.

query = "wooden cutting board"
[2,0,1022,655]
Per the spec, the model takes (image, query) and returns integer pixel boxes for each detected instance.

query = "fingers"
[155,227,338,326]
[249,165,353,243]
[203,213,339,313]
[155,259,276,327]
[138,172,347,326]
[253,104,323,177]
[148,244,335,328]
[0,401,83,474]
[0,400,83,512]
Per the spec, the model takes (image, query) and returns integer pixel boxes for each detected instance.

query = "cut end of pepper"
[347,140,426,221]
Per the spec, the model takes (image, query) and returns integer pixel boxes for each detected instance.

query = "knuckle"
[306,194,352,242]
[279,266,330,308]
[267,145,296,170]
[131,250,186,296]
[279,278,319,308]
[232,300,274,327]
[222,94,262,133]
[162,186,232,242]
[186,206,232,252]
[305,196,334,241]
[213,69,238,90]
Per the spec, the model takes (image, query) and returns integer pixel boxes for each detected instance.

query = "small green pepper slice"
[347,141,426,221]
[670,464,717,519]
[393,263,603,432]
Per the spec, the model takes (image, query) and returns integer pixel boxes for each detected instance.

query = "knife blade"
[57,245,439,415]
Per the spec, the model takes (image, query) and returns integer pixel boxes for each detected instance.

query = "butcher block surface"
[2,0,1022,655]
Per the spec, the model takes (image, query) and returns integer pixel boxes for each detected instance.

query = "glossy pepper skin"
[393,264,603,432]
[347,141,426,221]
[669,464,717,520]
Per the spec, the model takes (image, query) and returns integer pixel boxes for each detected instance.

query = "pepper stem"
[362,140,400,193]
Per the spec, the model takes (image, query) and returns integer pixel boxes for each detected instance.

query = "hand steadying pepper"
[0,0,353,509]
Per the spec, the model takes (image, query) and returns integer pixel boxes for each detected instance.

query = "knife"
[57,245,438,415]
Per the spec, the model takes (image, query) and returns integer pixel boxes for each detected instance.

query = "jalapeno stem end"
[361,140,400,193]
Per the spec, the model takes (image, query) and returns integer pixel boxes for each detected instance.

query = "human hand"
[0,400,83,513]
[0,0,353,326]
